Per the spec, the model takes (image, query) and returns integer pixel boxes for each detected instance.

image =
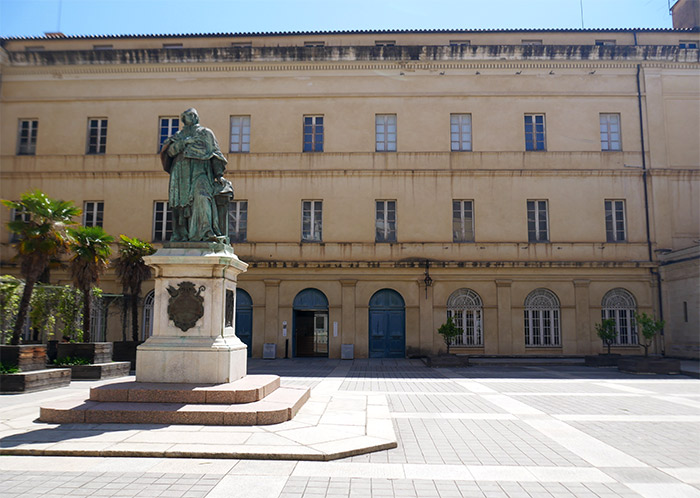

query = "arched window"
[524,289,561,347]
[141,290,155,340]
[601,288,637,345]
[447,289,483,346]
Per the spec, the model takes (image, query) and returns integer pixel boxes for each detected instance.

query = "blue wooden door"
[235,289,253,357]
[369,289,405,358]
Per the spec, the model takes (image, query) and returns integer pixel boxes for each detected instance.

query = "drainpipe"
[635,63,665,354]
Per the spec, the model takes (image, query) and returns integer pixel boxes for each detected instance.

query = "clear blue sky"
[0,0,675,38]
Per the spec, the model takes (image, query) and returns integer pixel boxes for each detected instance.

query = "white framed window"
[600,113,621,151]
[679,40,699,49]
[153,201,173,242]
[605,200,626,242]
[302,200,323,242]
[9,207,30,243]
[83,201,104,227]
[524,114,546,151]
[87,118,108,154]
[524,289,561,347]
[376,114,397,152]
[303,115,324,152]
[230,115,251,153]
[376,200,396,242]
[527,200,549,242]
[447,289,483,346]
[595,40,617,46]
[17,119,38,155]
[453,200,474,242]
[450,114,472,151]
[375,40,396,47]
[228,200,248,243]
[158,116,179,150]
[601,289,637,345]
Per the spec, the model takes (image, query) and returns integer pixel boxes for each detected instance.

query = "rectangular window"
[87,118,108,154]
[228,200,248,243]
[527,200,549,242]
[158,116,179,151]
[304,41,325,47]
[605,200,626,242]
[153,201,173,242]
[303,115,324,152]
[453,200,474,242]
[93,44,113,50]
[449,40,470,47]
[376,200,396,242]
[600,113,621,151]
[595,40,616,46]
[302,200,323,242]
[450,114,472,151]
[17,119,38,155]
[230,115,251,153]
[376,114,397,152]
[163,43,183,49]
[524,114,546,151]
[9,207,30,243]
[684,301,688,322]
[521,39,543,45]
[679,40,699,49]
[83,201,104,228]
[375,40,396,47]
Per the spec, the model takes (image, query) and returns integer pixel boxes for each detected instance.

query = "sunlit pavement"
[1,358,699,498]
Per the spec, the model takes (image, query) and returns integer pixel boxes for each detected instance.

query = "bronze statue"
[160,108,230,242]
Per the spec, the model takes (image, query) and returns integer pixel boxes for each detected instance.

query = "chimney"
[671,0,700,29]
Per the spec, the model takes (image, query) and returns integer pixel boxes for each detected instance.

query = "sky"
[0,0,675,39]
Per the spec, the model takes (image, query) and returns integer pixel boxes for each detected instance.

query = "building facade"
[1,26,699,358]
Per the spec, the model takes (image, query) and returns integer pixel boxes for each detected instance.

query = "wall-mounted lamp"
[423,259,433,298]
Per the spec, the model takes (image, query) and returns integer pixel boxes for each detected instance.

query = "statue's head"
[181,108,200,126]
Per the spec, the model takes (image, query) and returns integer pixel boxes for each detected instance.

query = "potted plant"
[427,317,468,367]
[585,318,622,367]
[618,312,679,374]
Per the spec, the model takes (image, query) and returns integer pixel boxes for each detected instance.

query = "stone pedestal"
[136,242,248,384]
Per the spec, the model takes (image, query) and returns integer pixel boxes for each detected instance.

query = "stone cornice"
[3,45,698,74]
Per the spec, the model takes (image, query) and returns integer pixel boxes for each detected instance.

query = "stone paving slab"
[1,359,699,498]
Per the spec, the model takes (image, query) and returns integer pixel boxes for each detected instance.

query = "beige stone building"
[1,20,699,358]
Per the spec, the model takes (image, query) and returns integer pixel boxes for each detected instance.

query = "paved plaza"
[1,359,699,498]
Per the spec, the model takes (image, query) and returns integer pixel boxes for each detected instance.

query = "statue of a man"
[160,108,228,242]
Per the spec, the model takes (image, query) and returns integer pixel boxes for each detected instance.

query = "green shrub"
[53,356,91,366]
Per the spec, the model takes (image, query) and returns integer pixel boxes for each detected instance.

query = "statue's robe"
[160,125,227,242]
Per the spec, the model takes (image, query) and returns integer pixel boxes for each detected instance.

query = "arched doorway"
[369,289,405,358]
[293,288,329,357]
[235,289,253,357]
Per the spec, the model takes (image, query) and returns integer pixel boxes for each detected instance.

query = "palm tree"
[113,235,155,341]
[68,226,114,343]
[2,191,80,345]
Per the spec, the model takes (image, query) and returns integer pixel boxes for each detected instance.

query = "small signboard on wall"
[263,343,276,359]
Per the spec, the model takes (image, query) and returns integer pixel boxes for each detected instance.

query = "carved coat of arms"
[166,281,205,331]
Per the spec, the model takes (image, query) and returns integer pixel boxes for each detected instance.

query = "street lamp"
[423,260,432,298]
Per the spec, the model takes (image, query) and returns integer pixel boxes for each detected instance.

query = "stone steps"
[39,374,310,426]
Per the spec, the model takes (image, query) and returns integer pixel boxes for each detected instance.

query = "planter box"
[1,368,71,393]
[67,361,131,380]
[424,354,470,368]
[112,341,143,370]
[0,344,47,372]
[584,354,622,367]
[618,356,681,375]
[57,342,113,364]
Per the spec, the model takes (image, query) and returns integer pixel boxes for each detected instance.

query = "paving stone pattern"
[1,358,699,497]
